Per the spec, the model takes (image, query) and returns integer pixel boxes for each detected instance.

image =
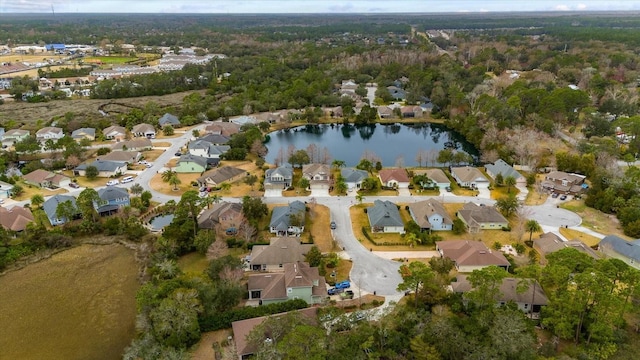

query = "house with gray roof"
[534,233,599,264]
[102,125,127,141]
[264,166,293,196]
[95,187,130,216]
[451,166,490,189]
[175,154,208,173]
[98,150,141,164]
[197,201,244,231]
[598,235,640,270]
[74,160,127,178]
[452,275,548,317]
[71,127,96,142]
[158,113,180,127]
[197,166,246,187]
[249,237,314,272]
[188,139,230,158]
[367,200,404,234]
[197,133,230,146]
[457,202,509,232]
[111,138,153,151]
[408,199,452,231]
[247,262,326,306]
[269,200,306,237]
[131,123,156,138]
[43,194,79,226]
[341,168,368,191]
[485,159,526,187]
[419,168,451,190]
[35,126,64,142]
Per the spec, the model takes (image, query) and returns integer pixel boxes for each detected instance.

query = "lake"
[264,123,478,167]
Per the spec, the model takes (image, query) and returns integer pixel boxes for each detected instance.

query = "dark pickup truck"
[340,290,355,300]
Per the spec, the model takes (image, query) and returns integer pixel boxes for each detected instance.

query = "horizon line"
[2,10,639,15]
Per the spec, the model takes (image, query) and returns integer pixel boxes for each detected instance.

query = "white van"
[121,176,134,183]
[106,179,120,186]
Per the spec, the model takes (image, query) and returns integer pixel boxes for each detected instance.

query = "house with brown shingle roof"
[457,202,508,232]
[452,275,548,317]
[197,201,244,232]
[0,206,34,232]
[102,125,127,141]
[197,166,246,187]
[450,166,489,189]
[408,199,453,231]
[249,237,315,272]
[22,169,71,189]
[98,150,141,164]
[413,168,451,190]
[378,168,410,189]
[436,240,510,272]
[111,138,152,151]
[302,163,331,193]
[131,123,156,138]
[232,308,318,360]
[247,262,326,305]
[541,171,587,195]
[534,233,599,264]
[204,121,241,137]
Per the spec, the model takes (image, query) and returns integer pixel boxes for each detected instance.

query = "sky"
[2,0,640,14]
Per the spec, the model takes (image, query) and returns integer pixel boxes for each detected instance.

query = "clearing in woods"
[0,244,139,360]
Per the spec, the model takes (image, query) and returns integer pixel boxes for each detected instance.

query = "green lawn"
[85,56,136,64]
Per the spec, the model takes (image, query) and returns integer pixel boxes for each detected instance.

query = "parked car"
[335,280,351,289]
[445,186,452,192]
[330,221,337,230]
[145,163,153,168]
[0,198,4,204]
[69,182,80,189]
[551,193,559,198]
[174,152,182,156]
[340,290,354,299]
[327,287,344,295]
[560,195,568,200]
[106,180,119,186]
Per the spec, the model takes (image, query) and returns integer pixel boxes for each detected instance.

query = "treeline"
[37,67,92,79]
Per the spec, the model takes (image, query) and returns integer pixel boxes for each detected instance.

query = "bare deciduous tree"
[238,221,257,243]
[206,239,229,260]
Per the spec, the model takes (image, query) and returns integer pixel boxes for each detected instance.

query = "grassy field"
[561,200,631,239]
[0,244,139,360]
[559,228,602,247]
[84,56,137,64]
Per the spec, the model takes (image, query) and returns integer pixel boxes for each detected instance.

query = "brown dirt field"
[559,228,603,247]
[0,54,66,63]
[0,244,139,360]
[140,149,166,162]
[307,204,334,252]
[190,329,234,360]
[153,141,172,148]
[0,90,207,124]
[150,172,202,194]
[2,65,69,78]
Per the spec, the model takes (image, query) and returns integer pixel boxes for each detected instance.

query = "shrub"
[199,299,308,331]
[492,241,502,250]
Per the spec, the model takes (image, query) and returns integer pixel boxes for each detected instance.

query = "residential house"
[71,127,96,142]
[400,105,423,118]
[74,160,127,178]
[452,275,549,317]
[197,166,246,187]
[1,129,30,146]
[22,169,71,189]
[387,85,406,100]
[264,166,294,196]
[98,150,141,164]
[436,240,510,272]
[341,168,368,191]
[378,168,410,189]
[188,139,230,158]
[456,202,509,232]
[302,163,331,193]
[367,200,405,234]
[204,122,241,137]
[198,133,231,146]
[340,79,358,96]
[541,171,587,195]
[230,115,258,126]
[598,235,640,270]
[249,237,315,271]
[111,138,153,151]
[534,233,599,264]
[197,201,244,232]
[247,262,326,305]
[35,126,64,142]
[102,125,127,141]
[408,199,453,231]
[415,168,450,190]
[485,159,526,187]
[158,113,181,127]
[450,166,490,189]
[269,200,306,236]
[0,180,13,199]
[95,186,130,216]
[0,206,34,232]
[131,123,156,138]
[377,106,393,119]
[232,308,318,360]
[43,194,79,226]
[175,154,208,173]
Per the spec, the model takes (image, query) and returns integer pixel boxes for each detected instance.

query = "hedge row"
[199,299,308,331]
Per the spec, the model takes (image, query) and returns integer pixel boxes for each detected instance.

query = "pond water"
[149,214,175,231]
[264,123,478,167]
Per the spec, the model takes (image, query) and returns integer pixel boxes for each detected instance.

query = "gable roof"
[198,166,246,185]
[204,121,241,137]
[98,150,141,163]
[131,123,155,133]
[76,160,126,172]
[451,166,488,183]
[458,202,508,225]
[265,166,293,180]
[97,186,129,201]
[111,138,152,150]
[534,233,599,259]
[35,126,63,136]
[545,171,586,184]
[341,168,368,183]
[302,163,330,179]
[436,240,510,268]
[367,200,404,228]
[424,168,450,184]
[197,201,243,228]
[599,235,640,263]
[158,113,180,126]
[3,129,30,138]
[250,237,314,267]
[102,125,126,136]
[452,275,549,306]
[270,201,306,231]
[177,153,208,168]
[408,199,452,229]
[43,194,78,219]
[485,159,523,180]
[23,169,70,186]
[248,262,325,300]
[198,133,230,145]
[0,206,34,231]
[378,168,410,183]
[71,127,96,138]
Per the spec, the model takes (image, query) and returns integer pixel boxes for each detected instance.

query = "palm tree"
[504,175,516,194]
[168,174,181,191]
[525,219,542,242]
[355,193,364,204]
[30,194,45,209]
[162,169,179,190]
[405,232,421,248]
[332,159,346,170]
[130,183,144,196]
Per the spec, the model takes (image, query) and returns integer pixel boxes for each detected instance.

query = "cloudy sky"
[2,0,640,13]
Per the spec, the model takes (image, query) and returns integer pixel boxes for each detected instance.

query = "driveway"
[477,187,491,199]
[263,189,283,197]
